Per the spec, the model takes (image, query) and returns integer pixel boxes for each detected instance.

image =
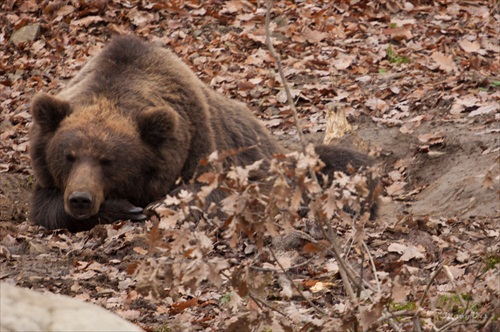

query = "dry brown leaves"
[1,0,499,331]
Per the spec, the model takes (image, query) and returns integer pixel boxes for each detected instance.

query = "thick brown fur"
[30,36,377,232]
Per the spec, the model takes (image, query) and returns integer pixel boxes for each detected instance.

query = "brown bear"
[30,35,377,232]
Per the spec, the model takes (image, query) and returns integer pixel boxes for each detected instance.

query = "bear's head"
[31,93,190,220]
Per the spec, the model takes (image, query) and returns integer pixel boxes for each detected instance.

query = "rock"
[10,24,41,44]
[0,283,143,332]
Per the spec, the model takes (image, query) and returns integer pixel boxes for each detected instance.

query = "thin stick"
[362,240,381,292]
[269,247,327,316]
[290,228,377,292]
[320,216,357,302]
[412,263,443,326]
[442,265,467,308]
[435,316,462,332]
[357,252,365,299]
[249,256,316,272]
[265,0,308,153]
[248,291,287,317]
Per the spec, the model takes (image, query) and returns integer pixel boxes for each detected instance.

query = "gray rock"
[10,23,41,44]
[0,283,143,332]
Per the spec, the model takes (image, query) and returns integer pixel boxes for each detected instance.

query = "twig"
[434,265,490,332]
[362,240,381,292]
[417,263,443,309]
[435,316,462,332]
[377,309,417,323]
[264,0,322,187]
[408,263,445,330]
[269,247,327,316]
[265,0,357,304]
[413,263,444,323]
[442,265,467,308]
[249,256,316,272]
[357,251,365,299]
[220,270,288,317]
[265,0,308,153]
[248,291,287,317]
[413,315,423,332]
[289,228,377,292]
[319,216,357,302]
[248,292,287,317]
[388,318,404,332]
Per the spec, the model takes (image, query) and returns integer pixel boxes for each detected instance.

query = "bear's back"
[57,36,208,120]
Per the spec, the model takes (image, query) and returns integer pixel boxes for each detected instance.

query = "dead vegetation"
[1,0,499,331]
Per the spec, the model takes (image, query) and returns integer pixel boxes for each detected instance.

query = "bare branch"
[265,0,309,153]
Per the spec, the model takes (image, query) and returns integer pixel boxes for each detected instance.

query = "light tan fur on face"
[64,161,104,218]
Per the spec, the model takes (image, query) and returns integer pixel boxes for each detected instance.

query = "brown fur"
[30,36,377,232]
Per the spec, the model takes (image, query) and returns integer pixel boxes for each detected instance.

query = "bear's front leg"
[31,186,147,232]
[98,199,148,225]
[30,185,89,231]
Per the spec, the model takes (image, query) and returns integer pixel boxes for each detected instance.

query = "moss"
[484,254,500,271]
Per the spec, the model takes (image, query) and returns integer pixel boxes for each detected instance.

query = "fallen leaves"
[469,101,500,117]
[388,242,426,261]
[331,53,356,71]
[459,39,482,54]
[301,26,329,44]
[417,132,445,145]
[1,0,499,331]
[384,27,413,41]
[430,51,458,73]
[385,181,407,196]
[170,298,199,314]
[70,15,104,27]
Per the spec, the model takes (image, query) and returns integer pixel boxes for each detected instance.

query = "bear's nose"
[68,191,93,213]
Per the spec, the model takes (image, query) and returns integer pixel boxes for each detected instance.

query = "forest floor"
[1,1,499,331]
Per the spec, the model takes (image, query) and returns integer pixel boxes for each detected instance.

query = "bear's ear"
[137,107,180,147]
[31,93,72,133]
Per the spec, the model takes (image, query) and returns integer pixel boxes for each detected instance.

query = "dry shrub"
[133,145,381,329]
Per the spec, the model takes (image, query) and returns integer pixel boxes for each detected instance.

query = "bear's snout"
[68,191,94,219]
[63,162,104,220]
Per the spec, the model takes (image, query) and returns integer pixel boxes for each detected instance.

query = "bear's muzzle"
[64,162,104,219]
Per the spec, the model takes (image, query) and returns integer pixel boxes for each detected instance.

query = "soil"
[1,1,498,330]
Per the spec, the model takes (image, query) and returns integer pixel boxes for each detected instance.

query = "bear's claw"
[127,207,144,214]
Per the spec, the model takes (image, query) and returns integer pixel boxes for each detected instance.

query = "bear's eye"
[65,154,75,163]
[100,158,113,166]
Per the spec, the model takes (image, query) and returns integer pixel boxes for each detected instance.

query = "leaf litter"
[1,0,499,331]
